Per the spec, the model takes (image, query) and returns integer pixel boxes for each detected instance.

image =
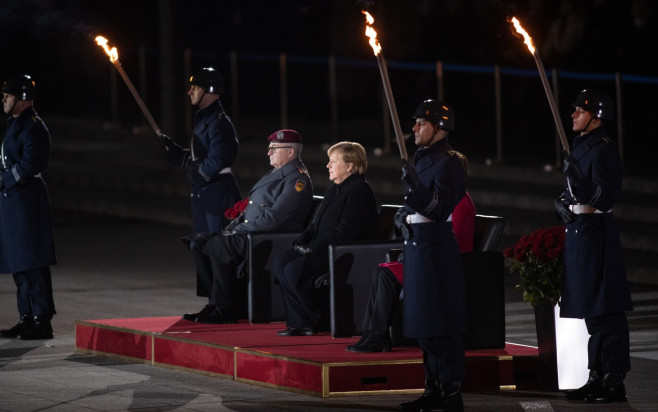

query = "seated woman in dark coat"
[274,141,379,336]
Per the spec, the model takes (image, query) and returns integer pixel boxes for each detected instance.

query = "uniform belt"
[219,167,232,175]
[406,213,452,224]
[569,204,608,214]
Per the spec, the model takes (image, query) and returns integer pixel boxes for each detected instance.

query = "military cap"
[268,129,302,143]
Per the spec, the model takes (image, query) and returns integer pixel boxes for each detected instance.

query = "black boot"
[564,370,603,400]
[586,372,627,403]
[346,331,370,351]
[205,306,238,324]
[0,315,34,338]
[422,381,463,412]
[183,304,214,322]
[399,379,441,412]
[17,316,53,340]
[348,331,392,353]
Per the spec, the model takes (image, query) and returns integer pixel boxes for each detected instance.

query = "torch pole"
[112,60,162,137]
[530,51,570,154]
[375,54,408,161]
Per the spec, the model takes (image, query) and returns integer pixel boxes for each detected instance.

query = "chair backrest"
[473,214,505,252]
[303,195,324,227]
[377,204,403,240]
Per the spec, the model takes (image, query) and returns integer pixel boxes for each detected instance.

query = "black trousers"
[273,248,324,329]
[12,267,56,318]
[362,266,402,333]
[417,334,466,382]
[585,312,631,373]
[190,233,248,313]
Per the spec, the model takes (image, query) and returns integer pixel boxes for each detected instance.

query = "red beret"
[268,129,302,143]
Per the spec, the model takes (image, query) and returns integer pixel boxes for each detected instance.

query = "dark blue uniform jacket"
[0,107,56,273]
[402,138,467,337]
[560,127,633,318]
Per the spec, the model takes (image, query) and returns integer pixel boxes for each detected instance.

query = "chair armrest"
[246,231,301,322]
[328,239,404,337]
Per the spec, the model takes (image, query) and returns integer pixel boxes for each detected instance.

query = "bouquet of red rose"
[224,198,249,220]
[504,225,565,307]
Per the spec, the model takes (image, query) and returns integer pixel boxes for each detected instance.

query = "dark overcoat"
[402,138,467,338]
[0,106,56,273]
[559,127,633,318]
[297,173,379,274]
[165,100,241,233]
[227,158,313,234]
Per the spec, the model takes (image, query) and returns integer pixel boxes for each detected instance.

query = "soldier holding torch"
[159,67,241,234]
[395,100,467,412]
[557,89,632,404]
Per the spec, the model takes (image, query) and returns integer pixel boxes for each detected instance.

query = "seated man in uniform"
[182,129,314,324]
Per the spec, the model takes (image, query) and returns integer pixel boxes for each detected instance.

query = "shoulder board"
[602,137,610,143]
[217,112,226,120]
[32,116,42,123]
[298,165,309,176]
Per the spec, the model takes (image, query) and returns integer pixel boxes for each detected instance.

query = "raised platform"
[75,317,542,397]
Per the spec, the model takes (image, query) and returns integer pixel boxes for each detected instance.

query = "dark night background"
[1,0,657,174]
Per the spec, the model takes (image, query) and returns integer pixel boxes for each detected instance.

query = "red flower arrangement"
[504,225,565,307]
[224,198,249,220]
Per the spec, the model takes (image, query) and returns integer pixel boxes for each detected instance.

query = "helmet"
[413,99,455,131]
[572,89,614,122]
[188,67,224,94]
[2,74,37,101]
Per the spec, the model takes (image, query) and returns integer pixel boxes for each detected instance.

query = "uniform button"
[249,200,253,204]
[403,240,407,245]
[412,242,417,246]
[244,219,249,223]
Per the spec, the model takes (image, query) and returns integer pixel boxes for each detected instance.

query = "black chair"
[326,204,404,337]
[462,214,506,349]
[246,196,323,323]
[387,214,507,349]
[473,214,505,252]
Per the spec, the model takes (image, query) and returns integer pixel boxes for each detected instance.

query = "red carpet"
[75,317,541,397]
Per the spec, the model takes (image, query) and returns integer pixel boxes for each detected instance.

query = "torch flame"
[509,17,535,54]
[362,11,381,56]
[95,36,118,62]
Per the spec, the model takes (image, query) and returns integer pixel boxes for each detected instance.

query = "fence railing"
[106,48,658,169]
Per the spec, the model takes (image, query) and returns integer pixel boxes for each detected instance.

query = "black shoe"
[17,317,53,340]
[564,370,603,400]
[347,331,392,353]
[277,326,316,336]
[422,381,463,412]
[586,372,627,403]
[399,379,441,412]
[203,307,238,324]
[346,331,370,351]
[1,315,34,338]
[182,305,214,322]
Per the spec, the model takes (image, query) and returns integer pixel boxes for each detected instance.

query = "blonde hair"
[328,141,368,175]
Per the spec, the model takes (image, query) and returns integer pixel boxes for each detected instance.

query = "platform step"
[75,317,542,397]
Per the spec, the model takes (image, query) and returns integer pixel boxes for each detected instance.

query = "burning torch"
[95,36,162,137]
[362,11,408,160]
[509,17,570,154]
